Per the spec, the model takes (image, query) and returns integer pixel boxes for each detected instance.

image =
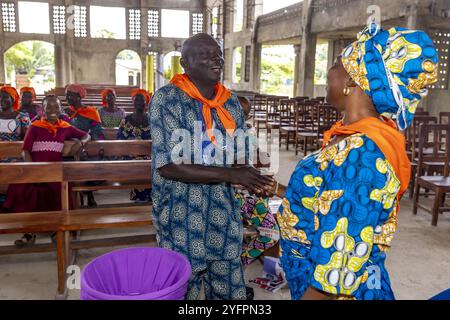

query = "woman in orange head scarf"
[116,88,152,202]
[117,89,151,140]
[20,87,43,122]
[1,86,20,111]
[99,88,125,128]
[64,83,105,141]
[0,86,30,141]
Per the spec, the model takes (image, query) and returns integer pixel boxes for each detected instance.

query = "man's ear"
[180,58,188,72]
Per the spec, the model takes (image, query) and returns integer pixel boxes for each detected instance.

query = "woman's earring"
[343,87,351,96]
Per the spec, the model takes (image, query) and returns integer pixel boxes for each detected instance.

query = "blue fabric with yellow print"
[341,23,438,130]
[277,134,401,300]
[149,83,247,300]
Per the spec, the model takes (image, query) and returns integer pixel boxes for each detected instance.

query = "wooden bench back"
[0,140,151,160]
[0,160,150,184]
[0,162,63,184]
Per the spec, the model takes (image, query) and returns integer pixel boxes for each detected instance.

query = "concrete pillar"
[293,44,301,96]
[251,43,261,92]
[171,55,182,78]
[296,0,315,98]
[406,0,420,29]
[140,1,149,89]
[146,55,154,93]
[54,40,65,87]
[327,40,335,70]
[0,41,5,85]
[155,53,164,90]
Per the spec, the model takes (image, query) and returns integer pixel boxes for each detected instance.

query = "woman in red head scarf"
[20,87,43,122]
[99,88,125,128]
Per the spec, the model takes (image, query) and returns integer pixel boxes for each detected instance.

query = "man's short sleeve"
[150,87,183,169]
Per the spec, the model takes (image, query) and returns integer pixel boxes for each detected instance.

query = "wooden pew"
[0,140,152,207]
[0,160,154,299]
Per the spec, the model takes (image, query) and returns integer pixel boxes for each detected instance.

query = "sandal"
[14,233,36,247]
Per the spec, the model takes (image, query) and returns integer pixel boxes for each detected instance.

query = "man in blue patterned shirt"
[149,33,274,300]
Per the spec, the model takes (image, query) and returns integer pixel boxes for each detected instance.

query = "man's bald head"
[180,33,224,85]
[181,33,220,61]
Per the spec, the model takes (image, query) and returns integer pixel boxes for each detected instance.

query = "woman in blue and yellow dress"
[276,23,438,300]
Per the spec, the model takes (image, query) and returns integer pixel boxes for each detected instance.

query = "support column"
[140,0,149,90]
[293,44,301,96]
[0,42,5,85]
[327,40,335,70]
[146,55,154,93]
[251,43,261,93]
[296,0,316,98]
[171,55,182,78]
[406,0,420,29]
[155,53,164,90]
[55,39,66,87]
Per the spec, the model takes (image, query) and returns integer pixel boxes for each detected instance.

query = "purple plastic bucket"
[80,247,192,300]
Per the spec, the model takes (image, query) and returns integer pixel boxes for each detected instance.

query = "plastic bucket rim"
[80,247,192,300]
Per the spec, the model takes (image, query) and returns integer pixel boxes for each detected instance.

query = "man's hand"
[230,166,275,197]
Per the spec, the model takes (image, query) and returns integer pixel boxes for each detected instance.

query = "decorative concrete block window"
[73,5,87,38]
[18,1,50,34]
[90,6,126,40]
[233,47,242,83]
[192,12,203,35]
[161,9,189,38]
[52,5,66,34]
[148,9,160,37]
[1,2,16,32]
[128,8,141,40]
[431,31,450,90]
[233,0,244,32]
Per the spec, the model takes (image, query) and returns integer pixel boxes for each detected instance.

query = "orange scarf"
[322,117,411,198]
[170,73,235,143]
[69,106,101,123]
[32,119,72,137]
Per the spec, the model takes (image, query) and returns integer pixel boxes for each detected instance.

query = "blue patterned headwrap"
[341,22,438,130]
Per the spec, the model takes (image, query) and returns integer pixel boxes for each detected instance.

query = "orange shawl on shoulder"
[69,106,101,123]
[32,119,72,137]
[322,117,411,199]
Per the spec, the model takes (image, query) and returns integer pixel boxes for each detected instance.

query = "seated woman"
[19,87,43,122]
[0,86,31,208]
[65,84,105,140]
[3,95,90,246]
[276,24,438,300]
[117,89,152,202]
[65,84,104,207]
[0,86,30,143]
[99,88,125,128]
